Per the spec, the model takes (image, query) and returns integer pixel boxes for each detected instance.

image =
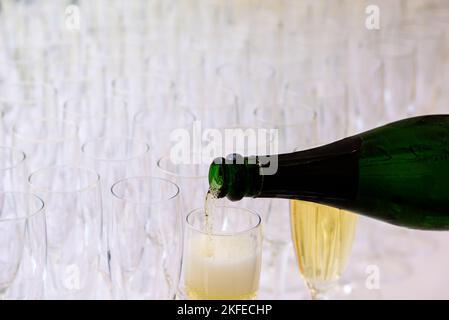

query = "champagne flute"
[111,176,182,299]
[0,81,58,138]
[181,206,263,300]
[290,200,358,299]
[63,97,128,144]
[12,115,80,172]
[28,166,104,299]
[384,21,445,115]
[283,79,358,299]
[0,192,46,299]
[111,74,176,123]
[156,154,209,215]
[81,137,151,293]
[217,60,278,126]
[380,39,416,121]
[133,106,196,163]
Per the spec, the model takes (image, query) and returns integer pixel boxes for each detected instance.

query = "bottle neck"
[209,154,262,201]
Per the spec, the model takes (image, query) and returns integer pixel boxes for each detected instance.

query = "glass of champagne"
[283,80,358,299]
[290,200,358,299]
[182,206,263,300]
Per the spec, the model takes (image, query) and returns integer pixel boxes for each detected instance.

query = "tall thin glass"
[111,176,182,299]
[28,166,104,299]
[0,192,46,299]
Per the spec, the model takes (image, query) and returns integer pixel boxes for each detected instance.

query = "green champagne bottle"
[208,115,449,230]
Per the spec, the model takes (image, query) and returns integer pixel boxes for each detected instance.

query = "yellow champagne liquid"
[184,233,261,300]
[290,200,358,293]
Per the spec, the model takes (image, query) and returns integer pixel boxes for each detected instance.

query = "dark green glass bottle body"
[209,115,449,230]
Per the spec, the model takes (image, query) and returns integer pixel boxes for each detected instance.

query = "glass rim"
[12,117,79,143]
[284,80,348,103]
[0,81,57,103]
[111,75,175,96]
[81,136,150,162]
[111,176,180,206]
[186,206,262,237]
[176,104,237,111]
[349,57,383,75]
[133,106,197,127]
[62,97,118,120]
[288,32,348,48]
[253,105,318,125]
[156,154,209,179]
[0,192,45,222]
[176,82,238,97]
[0,146,26,171]
[285,77,347,92]
[28,165,101,194]
[0,80,57,91]
[387,19,445,38]
[0,52,42,64]
[380,38,416,58]
[216,61,277,82]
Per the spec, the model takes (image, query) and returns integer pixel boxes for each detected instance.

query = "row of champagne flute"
[1,142,270,300]
[2,1,449,88]
[0,143,184,299]
[0,68,446,300]
[2,3,449,122]
[2,0,449,299]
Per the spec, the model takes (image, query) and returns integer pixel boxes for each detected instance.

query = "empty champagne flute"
[0,81,58,137]
[133,106,196,163]
[81,137,151,285]
[28,166,104,299]
[0,192,46,299]
[385,21,445,115]
[63,97,128,144]
[0,45,45,83]
[217,61,278,125]
[12,115,80,172]
[157,154,209,215]
[111,176,182,299]
[381,39,416,121]
[347,53,385,133]
[111,74,176,123]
